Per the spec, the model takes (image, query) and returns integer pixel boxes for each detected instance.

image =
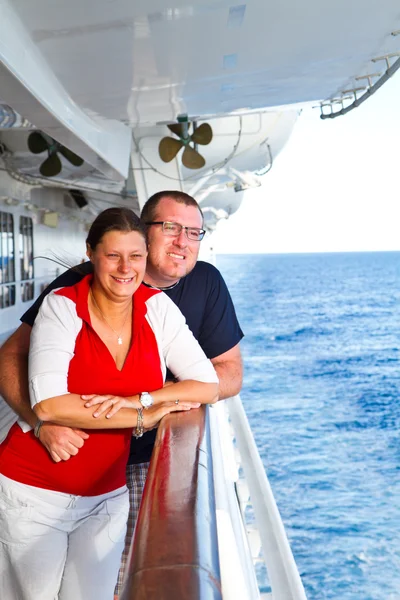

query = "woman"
[0,207,218,600]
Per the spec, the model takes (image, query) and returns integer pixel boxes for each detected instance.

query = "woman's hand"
[81,394,200,424]
[81,394,140,419]
[143,401,201,431]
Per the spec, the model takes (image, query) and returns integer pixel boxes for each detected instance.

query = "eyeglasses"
[146,221,206,242]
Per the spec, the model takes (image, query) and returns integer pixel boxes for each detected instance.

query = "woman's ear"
[86,243,93,262]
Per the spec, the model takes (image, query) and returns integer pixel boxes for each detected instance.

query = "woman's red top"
[0,276,163,496]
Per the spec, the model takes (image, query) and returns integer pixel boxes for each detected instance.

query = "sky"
[213,70,400,254]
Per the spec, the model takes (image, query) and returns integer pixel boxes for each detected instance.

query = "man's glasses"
[146,221,206,242]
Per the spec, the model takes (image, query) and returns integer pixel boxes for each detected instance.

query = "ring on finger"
[175,399,179,405]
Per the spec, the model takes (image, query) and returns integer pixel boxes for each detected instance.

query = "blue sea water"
[217,252,400,600]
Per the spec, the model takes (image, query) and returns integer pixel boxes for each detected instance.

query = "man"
[0,190,243,593]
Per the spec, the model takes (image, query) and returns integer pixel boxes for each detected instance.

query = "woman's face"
[87,230,147,302]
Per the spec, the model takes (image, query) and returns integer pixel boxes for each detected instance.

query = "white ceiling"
[9,0,400,125]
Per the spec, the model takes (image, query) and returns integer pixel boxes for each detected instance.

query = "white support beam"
[0,0,131,181]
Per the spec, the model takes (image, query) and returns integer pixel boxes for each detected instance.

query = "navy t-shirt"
[21,261,244,463]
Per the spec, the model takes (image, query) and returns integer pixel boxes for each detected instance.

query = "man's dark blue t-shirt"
[21,261,244,463]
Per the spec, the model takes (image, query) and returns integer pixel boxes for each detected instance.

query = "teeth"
[168,253,185,260]
[113,277,133,283]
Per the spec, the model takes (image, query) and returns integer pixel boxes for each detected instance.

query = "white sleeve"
[28,292,82,408]
[146,293,218,383]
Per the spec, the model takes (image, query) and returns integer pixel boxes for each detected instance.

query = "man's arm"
[0,324,34,426]
[0,324,88,462]
[211,343,243,400]
[181,263,244,396]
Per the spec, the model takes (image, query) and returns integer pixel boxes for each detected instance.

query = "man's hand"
[38,423,89,463]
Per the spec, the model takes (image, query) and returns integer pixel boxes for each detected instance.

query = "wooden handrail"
[120,405,222,600]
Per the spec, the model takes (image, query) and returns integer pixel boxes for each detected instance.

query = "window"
[19,216,34,302]
[0,211,15,308]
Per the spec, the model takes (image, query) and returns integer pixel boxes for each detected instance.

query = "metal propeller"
[27,131,84,177]
[158,122,213,170]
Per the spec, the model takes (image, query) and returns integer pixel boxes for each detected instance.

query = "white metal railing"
[209,400,261,599]
[210,396,307,600]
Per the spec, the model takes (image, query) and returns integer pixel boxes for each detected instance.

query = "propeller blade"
[167,123,187,138]
[27,131,49,154]
[59,146,84,167]
[159,137,184,163]
[191,123,213,145]
[182,145,206,170]
[40,153,62,177]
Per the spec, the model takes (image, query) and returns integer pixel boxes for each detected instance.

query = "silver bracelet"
[134,408,144,438]
[34,419,44,439]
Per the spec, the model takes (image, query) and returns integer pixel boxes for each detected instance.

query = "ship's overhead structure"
[0,0,399,226]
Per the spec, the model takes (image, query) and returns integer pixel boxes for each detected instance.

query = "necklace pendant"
[117,337,123,345]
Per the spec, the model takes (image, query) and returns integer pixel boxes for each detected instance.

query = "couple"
[0,190,243,600]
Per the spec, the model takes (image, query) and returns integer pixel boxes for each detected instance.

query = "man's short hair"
[141,190,204,225]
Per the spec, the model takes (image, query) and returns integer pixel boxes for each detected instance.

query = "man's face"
[145,197,203,287]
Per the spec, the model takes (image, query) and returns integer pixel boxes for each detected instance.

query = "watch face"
[140,392,154,408]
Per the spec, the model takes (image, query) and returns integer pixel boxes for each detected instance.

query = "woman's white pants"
[0,474,129,600]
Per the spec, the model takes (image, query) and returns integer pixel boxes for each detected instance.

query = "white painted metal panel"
[4,0,400,124]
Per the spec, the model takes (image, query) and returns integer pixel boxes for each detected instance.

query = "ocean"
[217,252,400,600]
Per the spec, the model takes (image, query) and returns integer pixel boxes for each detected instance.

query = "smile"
[167,252,185,260]
[112,277,134,284]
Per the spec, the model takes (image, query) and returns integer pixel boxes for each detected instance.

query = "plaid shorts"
[114,461,150,597]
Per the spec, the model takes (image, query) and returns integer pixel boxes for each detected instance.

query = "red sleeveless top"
[0,276,163,496]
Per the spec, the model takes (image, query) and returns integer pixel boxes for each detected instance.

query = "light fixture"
[3,197,19,206]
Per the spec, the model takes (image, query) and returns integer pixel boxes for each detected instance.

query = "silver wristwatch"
[139,391,154,409]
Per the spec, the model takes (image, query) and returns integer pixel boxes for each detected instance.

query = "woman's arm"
[33,393,136,427]
[81,379,218,419]
[135,380,218,404]
[33,392,198,429]
[29,292,83,408]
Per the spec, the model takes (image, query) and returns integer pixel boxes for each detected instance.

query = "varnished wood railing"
[120,405,222,600]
